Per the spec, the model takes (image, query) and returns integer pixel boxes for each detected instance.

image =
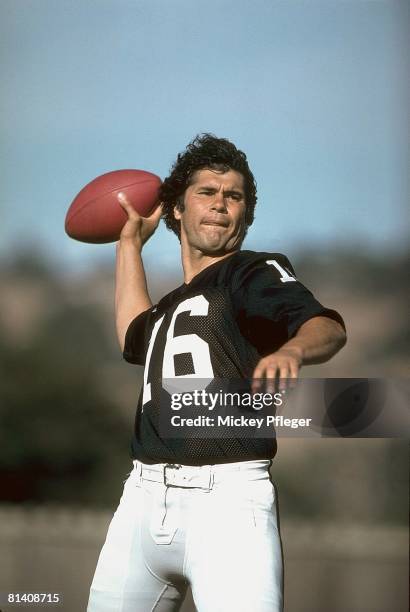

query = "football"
[65,169,162,243]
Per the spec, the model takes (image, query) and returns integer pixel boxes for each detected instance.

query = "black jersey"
[123,250,344,465]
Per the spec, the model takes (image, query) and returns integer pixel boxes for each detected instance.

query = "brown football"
[65,169,161,243]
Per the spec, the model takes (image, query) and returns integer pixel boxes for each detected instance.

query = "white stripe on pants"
[88,459,283,612]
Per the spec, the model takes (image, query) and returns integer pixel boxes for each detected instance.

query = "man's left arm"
[252,316,346,391]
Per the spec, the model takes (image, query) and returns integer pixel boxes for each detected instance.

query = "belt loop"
[209,467,215,490]
[135,460,142,485]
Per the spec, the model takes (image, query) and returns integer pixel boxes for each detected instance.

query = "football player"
[88,134,346,612]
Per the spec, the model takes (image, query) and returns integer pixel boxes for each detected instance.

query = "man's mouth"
[202,220,228,228]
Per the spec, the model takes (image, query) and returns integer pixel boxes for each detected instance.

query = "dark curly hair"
[160,133,257,241]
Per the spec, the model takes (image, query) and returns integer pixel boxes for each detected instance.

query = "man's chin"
[191,229,244,255]
[198,239,241,257]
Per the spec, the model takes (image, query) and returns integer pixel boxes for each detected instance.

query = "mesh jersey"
[123,250,344,465]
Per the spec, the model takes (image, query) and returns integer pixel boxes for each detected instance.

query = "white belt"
[140,463,213,489]
[134,459,271,490]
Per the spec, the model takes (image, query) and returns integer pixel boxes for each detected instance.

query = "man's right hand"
[117,192,162,247]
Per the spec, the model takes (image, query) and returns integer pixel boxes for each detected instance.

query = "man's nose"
[211,192,227,212]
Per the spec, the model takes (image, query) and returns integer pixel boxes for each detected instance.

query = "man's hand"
[118,192,162,248]
[252,346,302,394]
[251,316,346,394]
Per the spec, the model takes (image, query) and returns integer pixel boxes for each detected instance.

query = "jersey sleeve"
[122,307,154,365]
[231,253,345,355]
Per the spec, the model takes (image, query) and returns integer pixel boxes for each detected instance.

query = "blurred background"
[0,1,408,611]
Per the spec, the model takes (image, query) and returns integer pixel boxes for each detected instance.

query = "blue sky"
[1,0,408,274]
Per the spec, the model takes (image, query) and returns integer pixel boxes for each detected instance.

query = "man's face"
[174,168,246,255]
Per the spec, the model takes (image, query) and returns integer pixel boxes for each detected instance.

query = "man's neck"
[181,246,237,284]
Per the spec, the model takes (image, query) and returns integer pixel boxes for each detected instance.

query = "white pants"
[88,459,283,612]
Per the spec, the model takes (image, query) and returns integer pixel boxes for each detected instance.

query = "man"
[88,134,346,612]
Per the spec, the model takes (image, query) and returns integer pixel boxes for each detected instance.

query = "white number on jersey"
[142,314,165,411]
[142,295,214,407]
[266,259,296,283]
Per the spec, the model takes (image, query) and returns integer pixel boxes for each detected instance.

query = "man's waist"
[133,458,271,489]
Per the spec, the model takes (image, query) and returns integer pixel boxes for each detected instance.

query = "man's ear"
[173,197,184,220]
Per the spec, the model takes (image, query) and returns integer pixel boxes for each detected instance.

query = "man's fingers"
[278,366,290,392]
[150,202,163,221]
[289,363,299,378]
[288,362,299,389]
[117,192,139,218]
[252,353,301,394]
[145,203,163,229]
[253,363,280,395]
[251,363,265,393]
[117,191,130,207]
[265,367,278,395]
[252,351,301,396]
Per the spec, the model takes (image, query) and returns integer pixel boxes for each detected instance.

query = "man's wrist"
[117,236,143,253]
[280,344,304,365]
